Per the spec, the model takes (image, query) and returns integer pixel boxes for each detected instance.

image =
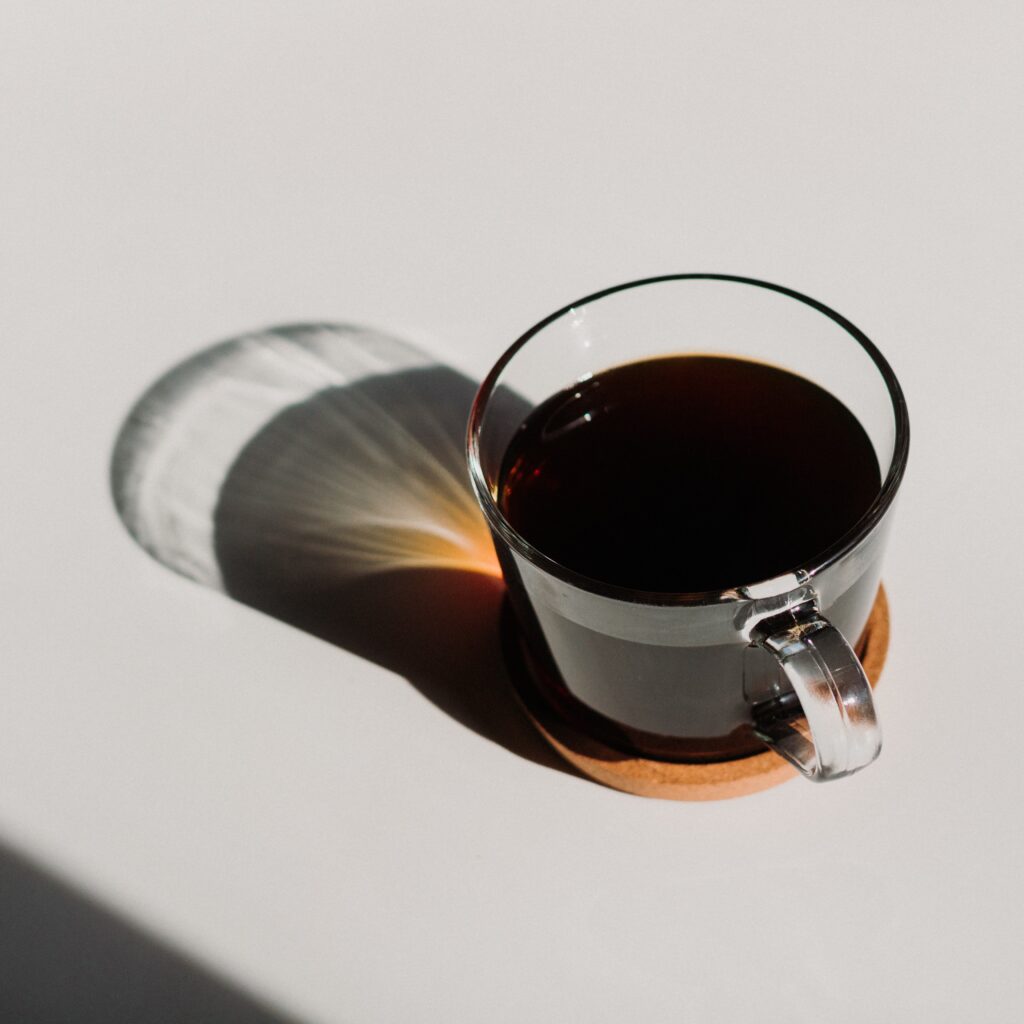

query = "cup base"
[507,586,890,801]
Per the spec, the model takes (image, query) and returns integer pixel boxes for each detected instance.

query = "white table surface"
[3,3,1023,1021]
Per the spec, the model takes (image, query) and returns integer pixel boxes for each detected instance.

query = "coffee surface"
[498,355,881,593]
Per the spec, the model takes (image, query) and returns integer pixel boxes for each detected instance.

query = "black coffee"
[498,355,880,593]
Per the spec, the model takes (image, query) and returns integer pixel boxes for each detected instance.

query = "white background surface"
[3,2,1023,1021]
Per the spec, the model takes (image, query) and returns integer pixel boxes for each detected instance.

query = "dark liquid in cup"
[498,355,880,593]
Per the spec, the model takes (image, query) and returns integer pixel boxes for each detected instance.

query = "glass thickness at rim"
[467,273,911,607]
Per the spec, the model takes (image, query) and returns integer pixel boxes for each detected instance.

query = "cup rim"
[466,273,910,606]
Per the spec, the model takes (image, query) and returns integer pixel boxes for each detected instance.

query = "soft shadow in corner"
[112,323,567,774]
[0,841,306,1024]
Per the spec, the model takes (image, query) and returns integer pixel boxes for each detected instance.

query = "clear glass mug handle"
[749,598,881,781]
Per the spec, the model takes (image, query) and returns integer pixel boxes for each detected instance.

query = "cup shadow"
[111,323,568,775]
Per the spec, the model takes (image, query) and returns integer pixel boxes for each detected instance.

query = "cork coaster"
[513,586,890,801]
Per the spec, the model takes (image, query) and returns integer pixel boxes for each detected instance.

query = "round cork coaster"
[513,586,890,801]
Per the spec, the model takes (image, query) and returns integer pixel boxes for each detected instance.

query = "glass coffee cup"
[467,275,909,782]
